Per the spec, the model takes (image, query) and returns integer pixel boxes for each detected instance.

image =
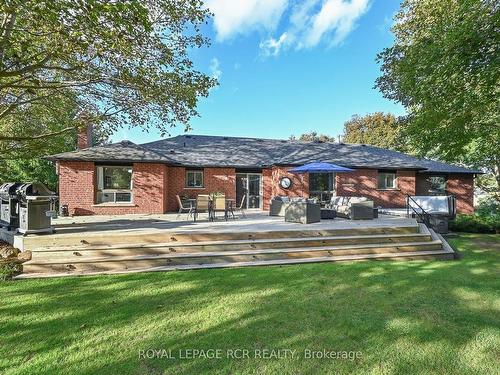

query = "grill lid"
[16,183,56,199]
[0,182,22,198]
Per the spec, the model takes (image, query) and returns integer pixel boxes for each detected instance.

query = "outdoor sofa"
[327,196,374,220]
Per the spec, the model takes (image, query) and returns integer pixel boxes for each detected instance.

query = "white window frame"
[96,165,133,204]
[378,171,397,190]
[185,170,204,188]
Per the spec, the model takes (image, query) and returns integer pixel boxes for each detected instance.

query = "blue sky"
[113,0,404,143]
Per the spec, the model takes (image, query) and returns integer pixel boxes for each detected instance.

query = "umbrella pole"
[301,173,304,197]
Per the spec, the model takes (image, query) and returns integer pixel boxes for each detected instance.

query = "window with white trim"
[186,170,204,188]
[378,171,396,189]
[96,166,133,203]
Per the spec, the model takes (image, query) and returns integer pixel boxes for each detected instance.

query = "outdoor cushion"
[337,206,350,215]
[349,197,368,204]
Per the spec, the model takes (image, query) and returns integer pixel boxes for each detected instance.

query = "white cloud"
[206,0,289,41]
[250,0,371,57]
[259,32,289,57]
[209,57,222,80]
[303,0,371,48]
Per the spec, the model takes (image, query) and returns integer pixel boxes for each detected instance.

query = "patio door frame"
[236,172,263,210]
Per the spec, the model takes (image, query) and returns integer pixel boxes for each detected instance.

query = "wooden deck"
[2,212,455,279]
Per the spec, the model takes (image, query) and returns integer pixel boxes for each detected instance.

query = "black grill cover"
[16,183,56,199]
[0,183,22,199]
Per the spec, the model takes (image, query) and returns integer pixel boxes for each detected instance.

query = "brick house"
[47,132,479,216]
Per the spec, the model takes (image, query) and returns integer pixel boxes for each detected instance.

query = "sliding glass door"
[236,173,262,209]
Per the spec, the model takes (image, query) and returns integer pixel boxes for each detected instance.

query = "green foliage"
[376,0,500,189]
[0,91,106,187]
[476,197,500,217]
[450,215,498,234]
[289,132,336,143]
[341,112,408,151]
[450,198,500,234]
[0,159,58,190]
[0,0,216,139]
[0,260,21,281]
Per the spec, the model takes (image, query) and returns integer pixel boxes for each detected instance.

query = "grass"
[1,234,499,374]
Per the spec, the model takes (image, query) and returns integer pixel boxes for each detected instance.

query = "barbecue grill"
[16,183,58,235]
[0,182,22,230]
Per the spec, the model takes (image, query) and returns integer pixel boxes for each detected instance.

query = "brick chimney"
[77,124,93,149]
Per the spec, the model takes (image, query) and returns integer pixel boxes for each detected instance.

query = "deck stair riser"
[17,250,455,279]
[30,233,432,260]
[21,226,420,250]
[23,241,444,274]
[18,223,455,278]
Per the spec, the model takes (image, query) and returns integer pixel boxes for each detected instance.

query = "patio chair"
[284,201,321,224]
[212,195,228,221]
[193,194,212,222]
[176,195,193,219]
[231,194,246,219]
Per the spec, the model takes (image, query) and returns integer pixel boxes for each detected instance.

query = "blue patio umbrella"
[289,161,354,173]
[289,162,354,197]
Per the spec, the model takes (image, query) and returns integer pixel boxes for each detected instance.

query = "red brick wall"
[446,174,474,214]
[164,167,236,212]
[59,161,95,215]
[416,173,474,214]
[264,168,415,209]
[262,168,273,210]
[59,161,474,215]
[58,161,166,215]
[335,169,416,208]
[270,166,309,198]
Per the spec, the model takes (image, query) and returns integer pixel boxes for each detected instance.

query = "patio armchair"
[269,196,290,216]
[176,195,193,219]
[193,194,212,222]
[284,201,321,224]
[270,196,317,217]
[231,194,246,218]
[212,195,228,221]
[327,196,374,220]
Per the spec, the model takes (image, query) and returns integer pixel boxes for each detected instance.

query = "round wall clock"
[280,177,292,189]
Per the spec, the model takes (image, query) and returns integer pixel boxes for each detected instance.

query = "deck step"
[22,241,444,274]
[21,225,421,249]
[30,233,433,259]
[15,249,455,279]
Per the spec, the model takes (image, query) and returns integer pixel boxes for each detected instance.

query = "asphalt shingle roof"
[47,134,480,174]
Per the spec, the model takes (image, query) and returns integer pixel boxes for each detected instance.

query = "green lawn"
[1,234,499,375]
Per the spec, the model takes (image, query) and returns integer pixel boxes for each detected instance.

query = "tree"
[0,0,216,142]
[341,112,407,151]
[375,0,500,191]
[0,91,108,189]
[290,132,336,143]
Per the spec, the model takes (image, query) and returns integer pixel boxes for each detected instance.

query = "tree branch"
[0,54,51,77]
[0,126,76,141]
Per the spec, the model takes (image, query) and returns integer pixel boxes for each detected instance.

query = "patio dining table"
[188,197,236,220]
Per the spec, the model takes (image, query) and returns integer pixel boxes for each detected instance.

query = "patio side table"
[320,208,336,220]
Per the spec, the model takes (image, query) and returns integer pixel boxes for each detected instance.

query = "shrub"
[476,197,500,217]
[450,214,499,234]
[450,197,500,234]
[0,260,22,281]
